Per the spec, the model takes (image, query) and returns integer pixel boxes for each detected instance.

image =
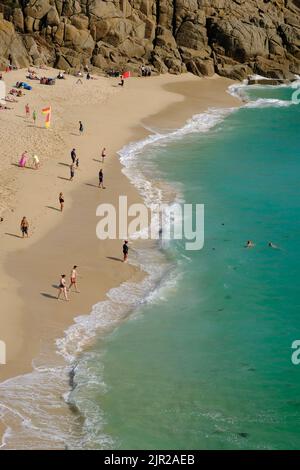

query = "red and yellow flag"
[42,106,51,128]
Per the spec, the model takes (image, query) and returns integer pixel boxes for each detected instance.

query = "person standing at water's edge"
[59,192,64,211]
[57,275,69,301]
[79,121,84,135]
[69,266,80,293]
[99,169,105,188]
[20,217,29,238]
[123,240,129,262]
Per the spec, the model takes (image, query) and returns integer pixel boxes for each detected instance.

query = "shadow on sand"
[58,176,70,181]
[106,256,123,263]
[11,163,35,170]
[46,206,61,212]
[5,232,23,239]
[41,292,58,300]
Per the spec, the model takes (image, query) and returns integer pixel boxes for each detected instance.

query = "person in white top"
[32,154,40,169]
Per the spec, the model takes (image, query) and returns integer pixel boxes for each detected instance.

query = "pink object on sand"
[19,153,28,167]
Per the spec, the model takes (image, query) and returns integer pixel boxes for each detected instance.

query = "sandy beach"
[0,69,240,446]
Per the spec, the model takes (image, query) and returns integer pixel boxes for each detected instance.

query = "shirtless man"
[69,265,79,292]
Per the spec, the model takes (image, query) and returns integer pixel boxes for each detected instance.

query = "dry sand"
[0,69,240,445]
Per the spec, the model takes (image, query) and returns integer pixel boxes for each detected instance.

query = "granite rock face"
[0,0,300,79]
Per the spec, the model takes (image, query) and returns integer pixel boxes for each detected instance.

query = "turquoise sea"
[65,83,300,450]
[1,83,300,450]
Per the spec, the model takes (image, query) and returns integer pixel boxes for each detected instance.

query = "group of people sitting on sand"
[141,65,152,76]
[40,76,55,85]
[0,103,12,110]
[57,71,66,80]
[74,69,98,83]
[5,95,18,103]
[27,69,40,80]
[9,87,25,97]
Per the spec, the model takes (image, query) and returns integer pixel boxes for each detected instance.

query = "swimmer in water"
[245,240,255,248]
[268,242,279,249]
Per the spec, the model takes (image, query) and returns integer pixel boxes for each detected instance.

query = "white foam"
[244,98,294,108]
[118,106,236,217]
[248,74,271,81]
[228,82,297,108]
[56,246,176,363]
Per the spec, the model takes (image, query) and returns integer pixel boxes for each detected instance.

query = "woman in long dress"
[19,151,28,168]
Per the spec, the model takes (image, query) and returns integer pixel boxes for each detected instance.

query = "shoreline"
[0,71,241,447]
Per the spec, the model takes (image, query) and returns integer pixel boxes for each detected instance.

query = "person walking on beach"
[69,265,79,293]
[70,163,75,181]
[76,157,79,169]
[32,110,37,126]
[123,240,129,262]
[57,275,69,301]
[79,121,84,135]
[101,147,107,163]
[98,169,105,188]
[32,154,40,169]
[71,148,76,164]
[59,192,64,211]
[20,216,29,238]
[25,103,30,118]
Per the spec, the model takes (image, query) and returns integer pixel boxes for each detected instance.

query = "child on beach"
[70,164,75,181]
[98,169,105,188]
[69,265,79,293]
[59,192,64,211]
[33,110,37,126]
[57,275,69,301]
[76,158,79,169]
[20,216,29,238]
[25,103,30,118]
[101,147,107,163]
[32,154,40,169]
[79,121,83,135]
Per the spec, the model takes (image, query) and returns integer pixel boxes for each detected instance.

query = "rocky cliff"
[0,0,300,79]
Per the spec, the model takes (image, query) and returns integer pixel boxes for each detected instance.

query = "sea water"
[1,84,300,450]
[67,84,300,450]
